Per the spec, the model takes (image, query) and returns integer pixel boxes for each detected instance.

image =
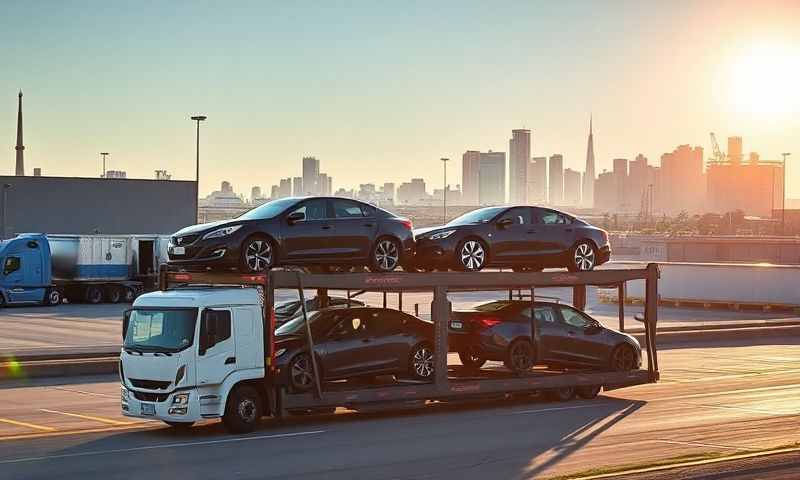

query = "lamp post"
[2,184,11,239]
[441,157,449,223]
[100,152,109,178]
[782,152,791,235]
[190,115,207,220]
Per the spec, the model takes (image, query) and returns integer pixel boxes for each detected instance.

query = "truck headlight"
[202,225,242,240]
[172,392,190,405]
[121,387,129,402]
[428,230,455,240]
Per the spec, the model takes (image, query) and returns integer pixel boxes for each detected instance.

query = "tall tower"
[509,129,530,204]
[582,115,595,207]
[15,91,25,176]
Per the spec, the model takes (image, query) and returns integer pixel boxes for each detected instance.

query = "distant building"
[594,170,617,212]
[528,156,547,204]
[278,178,292,198]
[728,136,743,165]
[478,151,505,205]
[462,150,480,205]
[319,173,330,196]
[251,186,263,201]
[200,181,246,209]
[397,178,428,205]
[509,129,530,204]
[292,177,303,196]
[659,144,705,214]
[563,168,581,206]
[302,156,320,195]
[612,158,628,211]
[548,154,563,205]
[382,182,395,204]
[33,167,42,177]
[154,170,172,180]
[104,170,127,179]
[582,116,595,208]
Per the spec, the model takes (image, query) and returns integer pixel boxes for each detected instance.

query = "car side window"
[332,199,366,219]
[331,312,369,338]
[3,256,20,276]
[522,306,558,325]
[498,207,531,225]
[290,199,328,221]
[559,306,593,328]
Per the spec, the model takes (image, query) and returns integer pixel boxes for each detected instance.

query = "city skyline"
[2,1,798,198]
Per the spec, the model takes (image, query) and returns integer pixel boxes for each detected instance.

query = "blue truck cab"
[0,233,52,305]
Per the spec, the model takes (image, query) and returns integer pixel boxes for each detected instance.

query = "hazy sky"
[2,0,799,197]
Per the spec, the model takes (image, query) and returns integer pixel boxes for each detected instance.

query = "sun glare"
[727,42,800,118]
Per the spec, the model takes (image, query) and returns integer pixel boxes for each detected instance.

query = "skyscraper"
[462,150,480,205]
[292,177,303,196]
[563,168,582,206]
[302,156,320,195]
[478,151,506,205]
[15,91,25,176]
[319,173,329,196]
[528,157,547,204]
[509,129,530,204]
[548,154,564,205]
[582,115,595,207]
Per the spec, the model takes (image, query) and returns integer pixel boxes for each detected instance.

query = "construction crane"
[709,132,726,164]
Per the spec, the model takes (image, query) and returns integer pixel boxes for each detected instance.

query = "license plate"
[140,403,156,416]
[450,321,463,329]
[172,246,185,255]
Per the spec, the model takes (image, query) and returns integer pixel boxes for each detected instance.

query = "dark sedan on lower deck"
[448,300,641,374]
[167,196,415,273]
[415,206,610,272]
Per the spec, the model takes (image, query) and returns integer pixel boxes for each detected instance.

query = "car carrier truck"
[0,233,170,306]
[120,265,660,433]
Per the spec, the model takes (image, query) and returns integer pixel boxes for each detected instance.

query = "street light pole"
[441,158,449,223]
[781,152,791,235]
[100,152,109,178]
[190,115,207,221]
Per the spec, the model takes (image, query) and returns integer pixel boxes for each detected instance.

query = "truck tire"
[105,286,122,304]
[45,289,62,306]
[222,385,262,434]
[85,286,103,304]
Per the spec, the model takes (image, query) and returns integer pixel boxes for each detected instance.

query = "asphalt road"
[0,338,798,479]
[609,450,800,479]
[2,287,796,356]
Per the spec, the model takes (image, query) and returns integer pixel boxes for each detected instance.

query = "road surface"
[0,338,798,479]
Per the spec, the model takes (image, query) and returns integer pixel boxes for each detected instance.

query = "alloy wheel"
[460,240,486,271]
[509,341,534,372]
[48,290,61,306]
[573,243,595,271]
[374,239,399,271]
[245,240,273,272]
[237,398,257,424]
[612,346,635,371]
[413,346,434,378]
[290,354,315,390]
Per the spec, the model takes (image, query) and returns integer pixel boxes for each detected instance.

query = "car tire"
[240,236,275,273]
[369,237,402,273]
[289,352,316,393]
[610,344,637,371]
[85,286,103,304]
[164,421,195,429]
[105,286,122,304]
[409,343,434,380]
[576,385,602,399]
[545,386,576,402]
[504,339,535,374]
[568,241,597,272]
[44,288,62,306]
[222,385,262,434]
[458,348,487,370]
[456,238,487,272]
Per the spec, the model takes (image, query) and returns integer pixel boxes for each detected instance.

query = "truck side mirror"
[122,309,132,339]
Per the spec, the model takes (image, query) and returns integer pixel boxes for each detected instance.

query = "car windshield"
[275,310,325,336]
[274,300,300,316]
[447,207,506,226]
[237,197,300,220]
[124,308,197,352]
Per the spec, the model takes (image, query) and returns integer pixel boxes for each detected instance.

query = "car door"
[321,310,381,378]
[530,208,576,257]
[490,207,536,263]
[196,308,237,386]
[556,305,609,366]
[281,198,334,261]
[528,305,574,363]
[328,199,376,260]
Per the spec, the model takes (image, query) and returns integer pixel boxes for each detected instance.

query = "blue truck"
[0,233,170,306]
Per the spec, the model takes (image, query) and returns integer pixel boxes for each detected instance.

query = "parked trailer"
[119,264,659,433]
[0,233,170,306]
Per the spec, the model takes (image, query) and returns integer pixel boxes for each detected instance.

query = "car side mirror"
[497,218,513,229]
[122,309,132,340]
[287,211,305,224]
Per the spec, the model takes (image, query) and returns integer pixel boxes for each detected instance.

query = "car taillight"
[398,218,413,230]
[475,316,502,329]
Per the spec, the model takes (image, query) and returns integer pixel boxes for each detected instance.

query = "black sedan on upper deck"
[414,206,611,272]
[167,197,415,273]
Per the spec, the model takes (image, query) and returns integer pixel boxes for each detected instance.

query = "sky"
[2,0,799,198]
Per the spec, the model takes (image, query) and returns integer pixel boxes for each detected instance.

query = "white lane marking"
[0,430,325,465]
[39,409,135,426]
[654,439,754,451]
[650,383,800,402]
[510,403,618,415]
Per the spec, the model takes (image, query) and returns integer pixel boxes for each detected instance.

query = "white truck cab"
[120,287,266,432]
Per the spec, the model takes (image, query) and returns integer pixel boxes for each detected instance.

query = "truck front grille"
[132,390,169,403]
[130,378,171,390]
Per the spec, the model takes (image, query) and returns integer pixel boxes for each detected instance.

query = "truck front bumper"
[121,387,204,423]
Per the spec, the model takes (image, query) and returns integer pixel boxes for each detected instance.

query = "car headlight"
[172,392,190,405]
[202,225,242,240]
[428,230,456,240]
[275,348,287,358]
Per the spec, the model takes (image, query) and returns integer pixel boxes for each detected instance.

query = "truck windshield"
[124,308,198,353]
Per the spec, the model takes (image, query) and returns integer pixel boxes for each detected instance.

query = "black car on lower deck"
[414,206,611,272]
[448,300,641,373]
[167,196,415,273]
[274,296,365,327]
[274,307,434,392]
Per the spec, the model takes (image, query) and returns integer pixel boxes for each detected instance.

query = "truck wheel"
[223,385,262,434]
[45,289,62,306]
[123,287,136,303]
[85,286,103,304]
[105,286,122,304]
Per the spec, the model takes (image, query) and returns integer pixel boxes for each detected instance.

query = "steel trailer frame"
[158,264,660,418]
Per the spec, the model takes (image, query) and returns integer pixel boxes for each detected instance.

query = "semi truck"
[0,233,171,306]
[120,265,660,433]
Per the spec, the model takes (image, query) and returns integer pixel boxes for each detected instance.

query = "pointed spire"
[15,90,25,176]
[589,113,593,135]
